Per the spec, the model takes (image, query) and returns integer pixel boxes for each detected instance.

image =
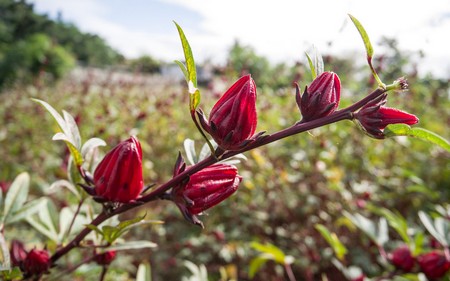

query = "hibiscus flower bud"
[93,250,117,265]
[354,94,419,139]
[94,136,144,203]
[198,75,257,150]
[10,240,27,267]
[296,71,341,122]
[389,245,415,272]
[417,251,450,280]
[173,164,242,227]
[23,249,50,276]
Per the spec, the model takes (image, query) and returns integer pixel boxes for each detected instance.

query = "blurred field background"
[1,1,449,280]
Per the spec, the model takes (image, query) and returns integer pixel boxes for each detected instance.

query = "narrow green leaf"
[249,256,270,279]
[174,21,201,111]
[250,242,285,265]
[370,207,409,244]
[384,124,450,152]
[174,60,189,84]
[418,211,447,246]
[85,224,104,236]
[0,232,11,269]
[174,22,197,87]
[81,138,106,160]
[184,138,197,165]
[413,231,425,256]
[315,224,348,260]
[106,240,157,251]
[137,263,152,281]
[62,110,81,149]
[32,99,68,135]
[26,217,58,241]
[344,212,377,243]
[8,198,47,224]
[47,180,81,200]
[52,133,83,166]
[305,52,316,79]
[3,172,30,224]
[348,14,373,59]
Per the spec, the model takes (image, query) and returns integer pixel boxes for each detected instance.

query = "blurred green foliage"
[0,26,449,280]
[0,0,123,88]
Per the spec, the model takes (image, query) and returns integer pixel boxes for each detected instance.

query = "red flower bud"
[23,249,50,276]
[389,245,415,272]
[198,75,257,150]
[94,136,144,203]
[417,251,450,280]
[354,94,419,139]
[93,250,116,265]
[173,163,242,227]
[296,71,341,121]
[10,240,27,267]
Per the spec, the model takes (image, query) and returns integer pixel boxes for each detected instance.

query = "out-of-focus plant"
[0,14,449,281]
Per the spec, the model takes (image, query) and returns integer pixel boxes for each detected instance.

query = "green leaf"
[174,21,200,111]
[100,215,162,244]
[384,124,450,152]
[137,263,152,281]
[174,60,189,84]
[250,242,286,265]
[106,240,157,251]
[370,207,409,244]
[348,14,384,88]
[47,180,80,200]
[52,133,83,166]
[62,110,81,149]
[81,137,106,160]
[32,99,68,135]
[344,212,377,243]
[249,256,270,279]
[348,14,373,59]
[305,47,324,79]
[305,52,316,79]
[315,224,348,261]
[26,216,58,242]
[0,232,11,269]
[85,224,103,236]
[8,198,47,224]
[0,267,23,280]
[418,211,448,247]
[184,138,197,165]
[2,172,30,224]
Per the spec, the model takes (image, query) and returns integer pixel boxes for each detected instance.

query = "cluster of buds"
[387,245,450,279]
[10,240,51,277]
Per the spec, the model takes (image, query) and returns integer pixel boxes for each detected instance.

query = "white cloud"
[31,0,450,78]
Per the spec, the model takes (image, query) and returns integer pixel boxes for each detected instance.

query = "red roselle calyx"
[417,251,450,280]
[198,75,258,151]
[10,240,27,267]
[389,245,415,272]
[172,163,242,227]
[93,136,144,203]
[93,250,117,265]
[23,249,51,276]
[296,71,341,122]
[354,94,419,139]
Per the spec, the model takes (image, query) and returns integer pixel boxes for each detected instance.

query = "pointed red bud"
[93,250,117,265]
[23,249,51,276]
[389,245,415,272]
[417,251,450,280]
[94,136,144,203]
[354,94,419,139]
[296,71,341,121]
[10,240,27,267]
[199,75,257,150]
[173,164,242,226]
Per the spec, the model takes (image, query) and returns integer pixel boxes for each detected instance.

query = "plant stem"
[99,266,108,281]
[285,263,297,281]
[64,199,85,243]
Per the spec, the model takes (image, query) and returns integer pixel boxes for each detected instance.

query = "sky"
[30,0,450,78]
